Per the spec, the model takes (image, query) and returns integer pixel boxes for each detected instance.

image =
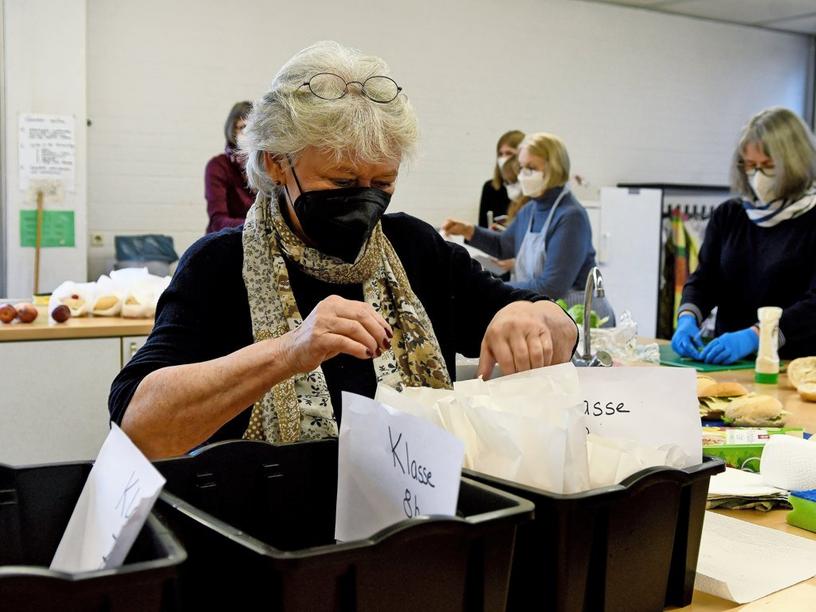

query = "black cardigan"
[680,199,816,358]
[109,213,546,443]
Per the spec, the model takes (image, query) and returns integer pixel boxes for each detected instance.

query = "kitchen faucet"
[573,267,612,367]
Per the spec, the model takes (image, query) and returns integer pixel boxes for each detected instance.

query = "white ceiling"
[586,0,816,34]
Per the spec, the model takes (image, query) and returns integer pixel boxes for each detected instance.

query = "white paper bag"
[377,363,590,494]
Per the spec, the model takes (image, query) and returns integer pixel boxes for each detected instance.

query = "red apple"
[14,303,38,323]
[0,303,17,324]
[51,304,71,323]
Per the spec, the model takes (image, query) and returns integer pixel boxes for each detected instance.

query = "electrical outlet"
[91,233,104,247]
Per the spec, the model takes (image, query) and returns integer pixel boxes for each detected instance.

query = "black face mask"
[285,162,392,263]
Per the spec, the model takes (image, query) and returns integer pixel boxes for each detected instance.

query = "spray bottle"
[755,306,783,385]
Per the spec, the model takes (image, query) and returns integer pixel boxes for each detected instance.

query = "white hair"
[240,41,418,195]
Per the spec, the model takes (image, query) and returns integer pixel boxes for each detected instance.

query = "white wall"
[80,0,811,275]
[2,0,87,298]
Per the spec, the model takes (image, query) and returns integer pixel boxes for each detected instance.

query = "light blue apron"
[512,188,570,284]
[512,188,615,326]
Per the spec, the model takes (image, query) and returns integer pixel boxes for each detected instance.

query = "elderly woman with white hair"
[672,107,816,364]
[109,41,578,459]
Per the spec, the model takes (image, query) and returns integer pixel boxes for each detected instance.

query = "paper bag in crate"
[376,363,589,494]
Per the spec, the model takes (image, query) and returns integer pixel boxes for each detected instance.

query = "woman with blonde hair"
[477,130,525,227]
[109,42,577,458]
[443,132,612,322]
[672,107,816,363]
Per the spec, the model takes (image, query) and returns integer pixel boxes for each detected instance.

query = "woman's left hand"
[478,300,578,379]
[493,258,515,272]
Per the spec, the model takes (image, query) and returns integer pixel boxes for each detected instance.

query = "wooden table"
[0,305,153,342]
[675,368,816,610]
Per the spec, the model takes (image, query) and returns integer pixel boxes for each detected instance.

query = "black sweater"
[681,199,816,358]
[477,180,509,228]
[109,213,545,444]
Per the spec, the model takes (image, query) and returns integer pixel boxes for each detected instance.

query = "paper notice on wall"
[20,210,75,247]
[335,392,464,542]
[50,424,165,573]
[18,114,75,192]
[576,366,701,466]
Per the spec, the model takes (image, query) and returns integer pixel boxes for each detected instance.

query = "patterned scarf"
[241,192,452,443]
[743,182,816,227]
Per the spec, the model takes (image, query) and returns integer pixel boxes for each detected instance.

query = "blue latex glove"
[699,328,759,365]
[671,314,703,359]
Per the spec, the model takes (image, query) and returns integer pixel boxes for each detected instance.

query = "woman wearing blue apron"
[443,132,615,326]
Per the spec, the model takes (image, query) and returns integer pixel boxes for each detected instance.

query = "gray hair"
[240,41,418,195]
[731,107,816,200]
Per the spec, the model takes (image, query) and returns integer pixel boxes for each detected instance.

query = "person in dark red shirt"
[205,101,255,233]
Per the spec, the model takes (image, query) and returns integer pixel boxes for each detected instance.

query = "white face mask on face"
[519,168,547,197]
[497,155,512,169]
[506,181,523,200]
[750,172,776,204]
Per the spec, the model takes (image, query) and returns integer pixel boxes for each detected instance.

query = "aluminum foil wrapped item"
[586,310,660,365]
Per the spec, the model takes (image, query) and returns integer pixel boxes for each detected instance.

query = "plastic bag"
[91,275,123,317]
[49,281,95,318]
[111,268,170,318]
[587,310,660,365]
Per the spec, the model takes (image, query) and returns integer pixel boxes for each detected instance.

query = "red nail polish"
[366,349,373,358]
[386,328,393,339]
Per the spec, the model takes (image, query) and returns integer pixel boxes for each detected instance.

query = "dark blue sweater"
[681,199,816,358]
[468,186,597,298]
[109,213,547,444]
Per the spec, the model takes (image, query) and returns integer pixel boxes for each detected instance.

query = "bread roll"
[723,394,786,427]
[697,380,748,399]
[788,357,816,389]
[798,383,816,402]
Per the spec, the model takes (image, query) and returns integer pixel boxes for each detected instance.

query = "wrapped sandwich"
[91,275,123,316]
[723,394,787,427]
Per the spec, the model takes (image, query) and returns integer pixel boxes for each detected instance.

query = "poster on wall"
[18,114,75,192]
[19,210,75,248]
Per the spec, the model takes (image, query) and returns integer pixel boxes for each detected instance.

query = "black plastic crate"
[154,438,534,611]
[0,461,185,612]
[465,456,725,612]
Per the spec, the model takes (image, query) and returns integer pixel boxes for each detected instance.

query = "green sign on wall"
[20,210,75,247]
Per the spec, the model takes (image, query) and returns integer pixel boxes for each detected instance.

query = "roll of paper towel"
[760,435,816,491]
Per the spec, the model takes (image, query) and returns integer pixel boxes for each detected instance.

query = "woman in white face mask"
[672,107,816,364]
[443,132,614,324]
[477,130,525,228]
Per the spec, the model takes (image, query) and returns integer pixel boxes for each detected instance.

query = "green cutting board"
[659,344,756,372]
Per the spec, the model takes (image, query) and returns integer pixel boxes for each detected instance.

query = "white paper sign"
[50,424,165,573]
[335,392,465,542]
[695,512,816,603]
[576,367,701,466]
[18,113,75,192]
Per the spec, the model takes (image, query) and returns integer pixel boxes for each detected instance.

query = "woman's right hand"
[281,295,393,374]
[671,314,703,359]
[441,218,475,240]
